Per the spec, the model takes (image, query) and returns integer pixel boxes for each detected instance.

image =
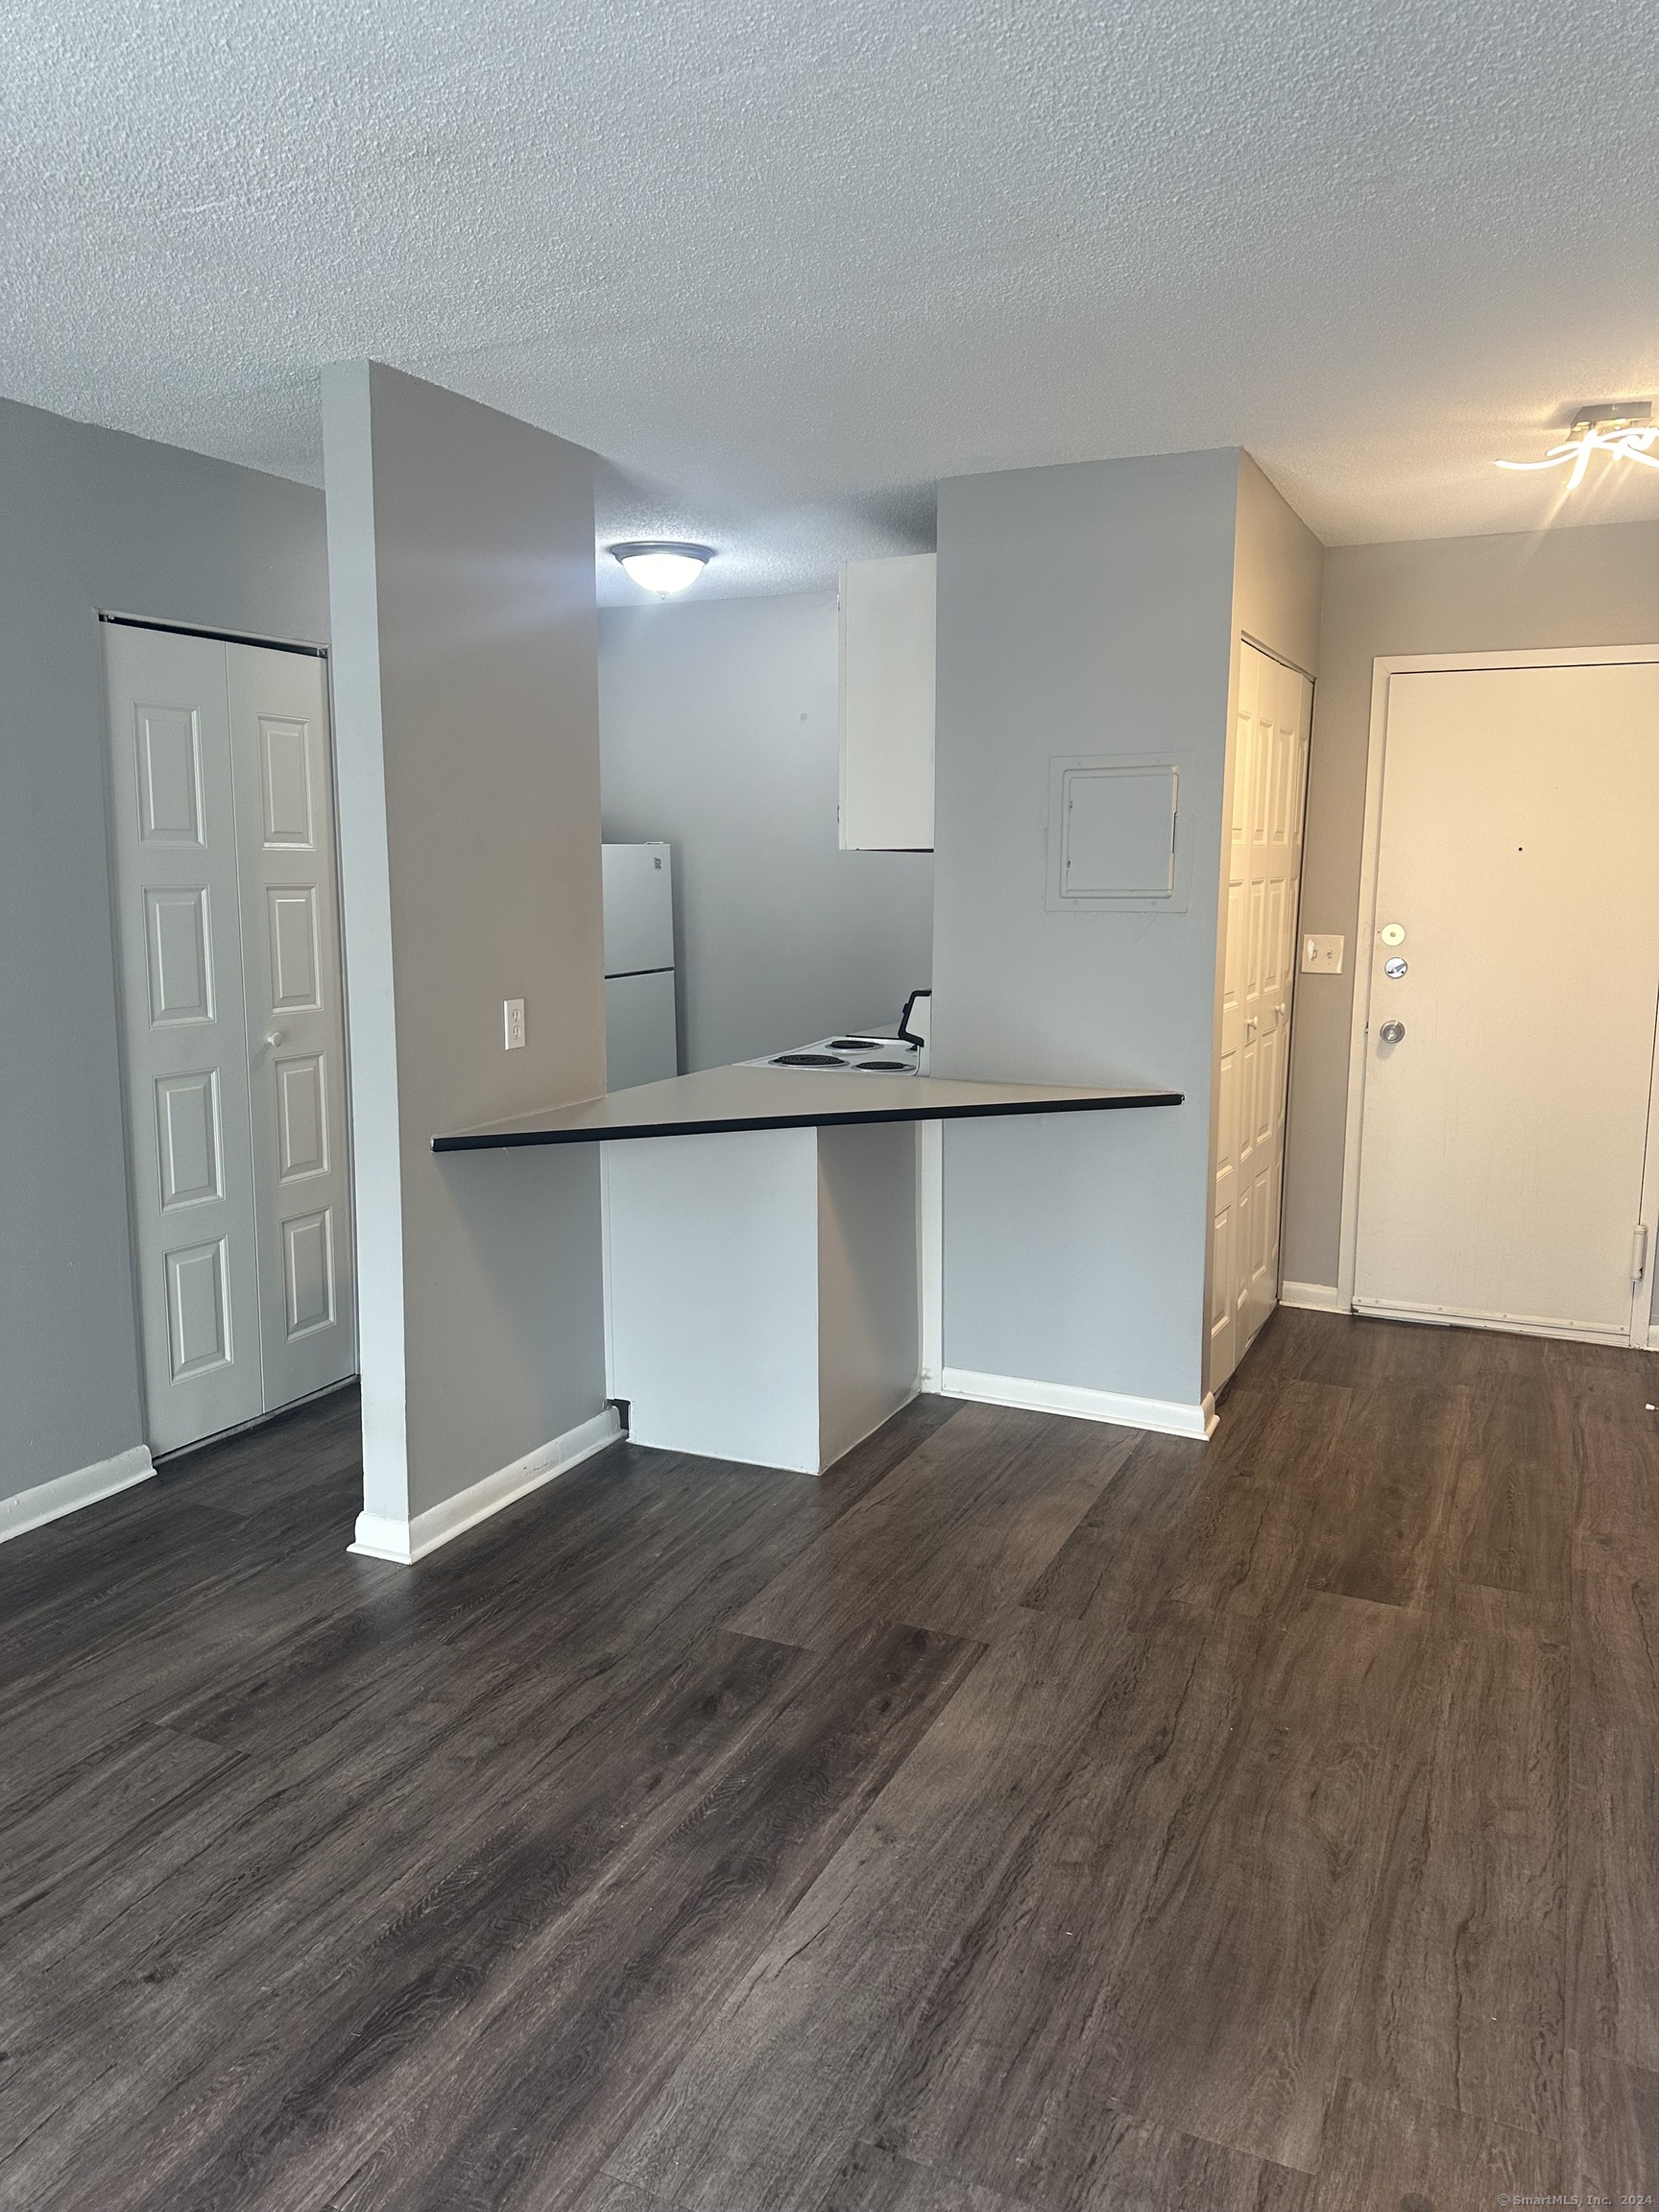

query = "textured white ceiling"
[4,0,1657,602]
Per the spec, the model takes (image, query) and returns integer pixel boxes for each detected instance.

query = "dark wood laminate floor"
[3,1310,1657,2210]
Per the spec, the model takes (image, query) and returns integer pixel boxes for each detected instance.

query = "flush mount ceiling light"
[610,541,713,595]
[1497,400,1659,491]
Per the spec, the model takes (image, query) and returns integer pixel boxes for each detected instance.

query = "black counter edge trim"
[432,1090,1185,1152]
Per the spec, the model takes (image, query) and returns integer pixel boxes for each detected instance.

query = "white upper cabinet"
[838,554,935,851]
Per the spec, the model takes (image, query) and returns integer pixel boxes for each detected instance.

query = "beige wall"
[1283,518,1659,1290]
[1232,450,1324,682]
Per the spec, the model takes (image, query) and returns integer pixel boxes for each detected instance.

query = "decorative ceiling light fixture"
[1497,401,1658,491]
[610,541,713,595]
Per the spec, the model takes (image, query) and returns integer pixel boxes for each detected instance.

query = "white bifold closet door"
[104,623,356,1457]
[1210,641,1312,1392]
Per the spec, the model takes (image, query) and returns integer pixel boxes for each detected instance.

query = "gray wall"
[1283,519,1659,1291]
[598,591,934,1068]
[0,395,328,1507]
[323,363,607,1527]
[930,449,1243,1410]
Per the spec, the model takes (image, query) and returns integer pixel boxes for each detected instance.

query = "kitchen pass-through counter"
[434,1065,1183,1475]
[433,1064,1181,1148]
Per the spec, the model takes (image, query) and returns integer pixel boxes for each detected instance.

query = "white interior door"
[106,624,355,1455]
[228,645,357,1407]
[1211,642,1311,1389]
[1353,661,1659,1341]
[106,626,264,1453]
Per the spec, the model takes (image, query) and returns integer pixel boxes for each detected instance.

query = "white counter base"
[602,1122,920,1475]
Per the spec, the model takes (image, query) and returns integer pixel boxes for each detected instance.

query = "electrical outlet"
[1301,933,1344,974]
[503,998,526,1049]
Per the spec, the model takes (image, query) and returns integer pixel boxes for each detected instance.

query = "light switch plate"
[503,998,526,1048]
[1301,934,1344,974]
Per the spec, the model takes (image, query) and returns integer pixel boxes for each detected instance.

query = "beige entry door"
[1353,659,1659,1343]
[105,622,356,1455]
[1210,642,1312,1390]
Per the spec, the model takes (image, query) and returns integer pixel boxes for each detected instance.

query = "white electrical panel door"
[1061,765,1178,896]
[1353,661,1659,1340]
[105,624,354,1457]
[228,644,357,1410]
[1210,643,1311,1391]
[838,554,935,852]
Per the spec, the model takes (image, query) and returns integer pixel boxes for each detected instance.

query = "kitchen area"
[489,564,1184,1479]
[325,369,1318,1564]
[602,836,931,1089]
[575,456,1323,1491]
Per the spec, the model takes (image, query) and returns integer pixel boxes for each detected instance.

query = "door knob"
[1379,1021,1406,1045]
[265,1028,285,1049]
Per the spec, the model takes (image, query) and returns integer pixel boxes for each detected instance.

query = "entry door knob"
[265,1028,285,1048]
[1379,1021,1406,1045]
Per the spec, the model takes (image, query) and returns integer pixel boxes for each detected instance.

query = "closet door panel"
[228,644,357,1408]
[105,626,264,1453]
[1208,642,1312,1390]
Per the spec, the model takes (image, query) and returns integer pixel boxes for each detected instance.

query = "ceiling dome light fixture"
[611,541,713,595]
[1498,400,1658,491]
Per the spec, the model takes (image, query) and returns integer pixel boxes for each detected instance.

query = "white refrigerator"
[602,843,679,1090]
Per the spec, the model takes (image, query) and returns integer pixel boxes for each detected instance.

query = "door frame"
[1336,642,1659,1345]
[98,611,359,1451]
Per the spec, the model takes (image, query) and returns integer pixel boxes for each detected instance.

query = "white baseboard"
[0,1444,155,1545]
[940,1367,1217,1441]
[1280,1281,1345,1313]
[1648,1320,1659,1352]
[349,1406,623,1566]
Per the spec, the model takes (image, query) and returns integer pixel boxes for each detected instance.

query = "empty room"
[2,2,1656,2206]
